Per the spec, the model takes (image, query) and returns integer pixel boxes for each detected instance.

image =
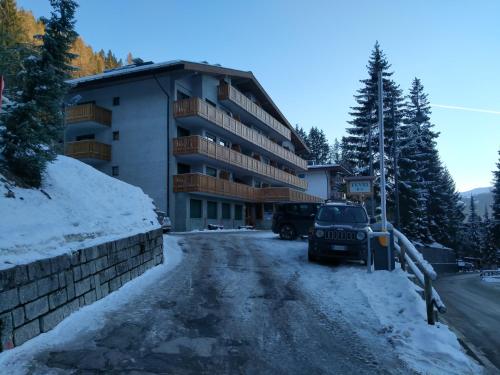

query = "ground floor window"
[222,203,231,219]
[207,201,218,219]
[190,199,202,218]
[234,204,243,220]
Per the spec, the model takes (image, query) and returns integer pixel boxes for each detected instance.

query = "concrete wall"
[0,228,163,351]
[303,171,328,200]
[417,245,458,274]
[70,77,171,213]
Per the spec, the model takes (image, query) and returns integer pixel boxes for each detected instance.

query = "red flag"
[0,75,4,110]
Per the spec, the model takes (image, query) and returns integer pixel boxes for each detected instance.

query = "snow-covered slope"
[0,156,159,270]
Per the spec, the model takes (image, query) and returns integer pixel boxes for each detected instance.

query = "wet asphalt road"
[434,272,500,371]
[25,232,411,374]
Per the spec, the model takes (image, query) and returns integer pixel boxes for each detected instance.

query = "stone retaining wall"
[0,228,163,351]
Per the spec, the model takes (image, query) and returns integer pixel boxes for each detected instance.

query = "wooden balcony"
[65,103,112,127]
[218,82,291,140]
[173,97,307,171]
[173,136,307,190]
[173,173,322,203]
[65,140,111,161]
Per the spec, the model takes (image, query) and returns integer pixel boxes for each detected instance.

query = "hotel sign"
[345,176,374,197]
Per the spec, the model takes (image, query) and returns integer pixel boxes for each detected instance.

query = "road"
[7,231,413,375]
[434,272,500,371]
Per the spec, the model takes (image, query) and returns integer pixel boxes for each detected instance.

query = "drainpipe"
[153,74,171,217]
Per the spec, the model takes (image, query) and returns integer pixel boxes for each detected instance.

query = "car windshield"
[316,206,368,224]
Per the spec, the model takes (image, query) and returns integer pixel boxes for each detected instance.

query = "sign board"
[345,176,374,197]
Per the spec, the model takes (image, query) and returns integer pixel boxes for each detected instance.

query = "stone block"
[120,271,131,285]
[12,306,25,328]
[101,282,109,298]
[0,288,19,313]
[48,289,67,310]
[70,250,85,266]
[80,263,91,279]
[99,266,116,283]
[109,277,121,292]
[0,266,28,292]
[84,289,96,305]
[85,246,99,261]
[25,296,49,320]
[74,277,91,297]
[37,274,59,296]
[50,254,70,274]
[0,312,14,351]
[13,319,40,346]
[40,306,65,332]
[97,243,109,258]
[65,299,80,317]
[27,259,51,281]
[19,281,38,304]
[66,279,75,300]
[115,261,129,275]
[73,265,82,282]
[58,272,66,288]
[94,256,108,272]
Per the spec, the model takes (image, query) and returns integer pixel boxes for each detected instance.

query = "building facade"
[301,164,351,201]
[64,60,322,231]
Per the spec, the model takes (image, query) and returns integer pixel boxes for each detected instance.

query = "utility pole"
[368,120,375,218]
[392,98,400,228]
[378,70,387,232]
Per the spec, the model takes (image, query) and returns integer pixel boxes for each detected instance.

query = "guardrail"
[480,270,500,280]
[393,228,446,325]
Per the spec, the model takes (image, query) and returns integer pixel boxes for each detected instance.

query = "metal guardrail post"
[400,243,406,272]
[424,273,435,325]
[367,232,372,273]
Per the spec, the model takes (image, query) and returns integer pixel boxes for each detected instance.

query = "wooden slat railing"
[65,103,112,126]
[173,98,307,171]
[65,140,111,161]
[174,173,322,203]
[218,82,291,140]
[173,136,307,189]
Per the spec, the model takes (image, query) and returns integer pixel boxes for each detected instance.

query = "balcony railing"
[173,173,322,203]
[65,140,111,161]
[218,82,291,140]
[173,97,307,171]
[173,136,307,190]
[65,103,112,127]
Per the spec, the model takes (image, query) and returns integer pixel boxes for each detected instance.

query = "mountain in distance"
[459,186,493,219]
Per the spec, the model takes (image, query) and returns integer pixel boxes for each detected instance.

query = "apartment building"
[301,164,351,201]
[64,60,322,231]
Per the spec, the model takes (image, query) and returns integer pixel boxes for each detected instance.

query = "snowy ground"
[254,232,482,374]
[0,235,183,374]
[0,156,159,270]
[0,232,482,374]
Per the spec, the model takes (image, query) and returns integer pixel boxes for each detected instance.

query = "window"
[112,166,119,176]
[207,201,217,219]
[177,90,190,100]
[112,97,120,106]
[205,133,216,143]
[234,205,243,220]
[190,199,202,219]
[112,131,119,141]
[76,134,95,141]
[177,127,190,137]
[222,203,231,219]
[206,166,217,177]
[177,163,191,174]
[218,138,229,148]
[298,174,305,178]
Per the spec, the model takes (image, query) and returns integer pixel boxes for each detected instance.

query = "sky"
[18,0,500,192]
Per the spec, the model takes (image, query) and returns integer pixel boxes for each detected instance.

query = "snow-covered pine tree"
[307,126,330,165]
[465,195,482,258]
[294,124,308,145]
[398,78,434,241]
[328,138,341,164]
[492,149,500,249]
[339,136,356,171]
[345,42,404,218]
[0,0,78,187]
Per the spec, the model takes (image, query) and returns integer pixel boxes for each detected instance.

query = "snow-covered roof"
[306,164,352,174]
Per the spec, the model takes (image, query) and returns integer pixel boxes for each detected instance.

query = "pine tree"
[339,136,355,171]
[492,149,500,248]
[0,0,78,186]
[294,124,308,145]
[329,138,341,164]
[465,195,482,258]
[126,52,133,65]
[307,126,330,165]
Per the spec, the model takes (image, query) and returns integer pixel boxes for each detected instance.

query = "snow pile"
[0,156,159,270]
[0,235,183,374]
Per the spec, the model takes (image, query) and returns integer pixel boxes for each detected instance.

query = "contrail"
[431,103,500,115]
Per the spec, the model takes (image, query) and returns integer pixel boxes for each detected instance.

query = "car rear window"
[317,206,367,224]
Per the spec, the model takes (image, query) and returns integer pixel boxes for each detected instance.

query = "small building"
[300,164,352,201]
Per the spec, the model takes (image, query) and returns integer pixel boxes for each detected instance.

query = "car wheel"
[279,224,296,240]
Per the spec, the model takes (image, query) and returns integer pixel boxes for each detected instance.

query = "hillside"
[460,186,493,219]
[0,156,159,270]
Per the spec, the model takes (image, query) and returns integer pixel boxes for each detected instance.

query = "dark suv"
[272,202,321,240]
[308,202,371,263]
